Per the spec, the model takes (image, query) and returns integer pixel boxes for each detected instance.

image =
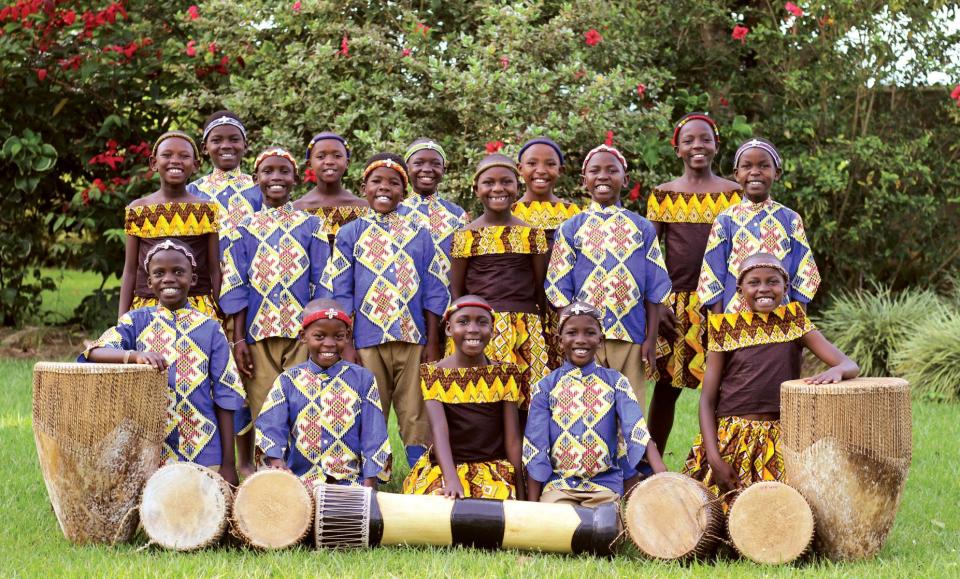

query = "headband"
[472,161,519,184]
[736,261,790,286]
[671,114,719,147]
[557,301,603,333]
[517,137,564,166]
[201,116,247,144]
[581,144,627,174]
[305,132,350,162]
[404,141,447,165]
[302,307,353,331]
[443,301,494,322]
[253,147,299,176]
[734,139,782,170]
[151,131,200,160]
[363,158,409,190]
[143,239,197,271]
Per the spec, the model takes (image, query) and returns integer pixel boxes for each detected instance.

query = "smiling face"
[256,155,297,207]
[475,166,519,213]
[150,137,197,186]
[735,147,780,203]
[301,317,350,368]
[407,149,445,196]
[560,315,603,367]
[446,306,493,358]
[675,119,717,170]
[582,151,624,206]
[363,166,405,214]
[309,139,349,185]
[518,143,561,196]
[145,249,197,310]
[738,266,787,313]
[203,124,246,171]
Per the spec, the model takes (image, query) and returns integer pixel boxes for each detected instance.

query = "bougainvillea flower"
[186,40,197,57]
[402,48,412,57]
[951,84,960,101]
[36,68,47,81]
[636,83,646,97]
[338,34,349,57]
[304,168,318,183]
[485,141,504,153]
[500,56,509,69]
[732,24,749,44]
[628,183,641,201]
[292,1,301,13]
[187,5,199,20]
[584,29,602,46]
[785,2,803,17]
[605,131,614,146]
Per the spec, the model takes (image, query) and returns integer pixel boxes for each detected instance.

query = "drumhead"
[728,481,814,564]
[140,463,231,550]
[232,470,313,549]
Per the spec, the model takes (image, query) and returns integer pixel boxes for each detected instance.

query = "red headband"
[671,114,719,147]
[443,301,494,322]
[302,308,353,331]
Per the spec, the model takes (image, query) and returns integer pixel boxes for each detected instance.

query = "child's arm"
[544,222,575,309]
[522,380,553,502]
[697,218,730,312]
[698,350,739,492]
[215,404,237,486]
[85,347,168,371]
[308,222,332,300]
[323,228,356,315]
[449,257,467,301]
[220,225,253,376]
[424,311,442,363]
[207,231,222,305]
[640,219,671,371]
[209,323,248,484]
[801,330,859,384]
[502,401,525,500]
[421,233,450,363]
[532,252,548,315]
[255,376,292,472]
[644,440,667,473]
[642,299,661,373]
[118,234,139,316]
[787,213,820,305]
[526,478,543,503]
[232,309,254,378]
[359,375,391,489]
[424,400,464,498]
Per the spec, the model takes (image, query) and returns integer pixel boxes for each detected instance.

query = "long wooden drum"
[781,377,912,561]
[728,481,814,564]
[623,472,723,561]
[32,362,167,544]
[231,470,314,549]
[140,463,233,550]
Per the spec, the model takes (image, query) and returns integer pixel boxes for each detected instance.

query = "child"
[697,137,820,314]
[80,240,246,485]
[450,153,550,415]
[292,132,368,243]
[546,144,672,409]
[323,153,449,466]
[187,111,262,254]
[646,113,742,451]
[255,298,391,487]
[120,131,221,319]
[683,253,858,498]
[524,302,666,506]
[220,147,330,476]
[403,296,524,499]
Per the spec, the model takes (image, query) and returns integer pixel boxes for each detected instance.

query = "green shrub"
[894,312,960,402]
[814,286,948,376]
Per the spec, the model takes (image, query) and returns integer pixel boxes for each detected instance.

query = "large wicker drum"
[781,377,911,561]
[140,463,233,550]
[728,481,815,564]
[32,362,167,544]
[231,470,314,549]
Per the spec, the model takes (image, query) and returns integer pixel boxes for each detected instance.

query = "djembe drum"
[32,362,167,544]
[727,481,815,564]
[314,484,619,555]
[140,463,233,551]
[623,472,723,561]
[781,377,912,561]
[231,470,314,549]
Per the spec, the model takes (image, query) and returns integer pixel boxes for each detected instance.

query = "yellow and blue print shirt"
[187,168,262,254]
[398,192,469,281]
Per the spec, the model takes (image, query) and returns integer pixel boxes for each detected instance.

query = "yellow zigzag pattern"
[707,302,814,352]
[451,225,547,258]
[646,189,741,224]
[420,363,522,404]
[125,202,218,237]
[512,200,581,229]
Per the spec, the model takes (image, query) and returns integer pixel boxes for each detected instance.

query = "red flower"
[208,42,217,55]
[185,40,196,57]
[500,56,509,70]
[415,22,431,37]
[951,84,960,101]
[785,2,803,17]
[63,9,76,25]
[81,189,91,205]
[485,141,504,154]
[719,96,730,107]
[338,34,349,57]
[584,29,602,47]
[36,68,47,81]
[636,83,646,98]
[732,25,749,44]
[92,178,107,192]
[187,5,199,20]
[401,48,412,57]
[292,1,301,13]
[605,131,614,146]
[304,168,318,183]
[628,183,641,202]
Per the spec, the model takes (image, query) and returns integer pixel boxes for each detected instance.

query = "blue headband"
[305,132,350,162]
[517,137,564,166]
[202,116,247,144]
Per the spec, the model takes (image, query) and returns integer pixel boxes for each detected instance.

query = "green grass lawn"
[3,358,958,576]
[29,268,120,325]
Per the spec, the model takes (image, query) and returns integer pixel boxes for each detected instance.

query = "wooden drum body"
[232,470,314,549]
[32,362,167,544]
[781,377,912,561]
[140,463,233,550]
[624,472,723,561]
[728,481,814,564]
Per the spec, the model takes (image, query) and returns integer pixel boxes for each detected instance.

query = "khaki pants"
[359,341,429,447]
[596,339,647,411]
[242,337,307,419]
[540,488,621,507]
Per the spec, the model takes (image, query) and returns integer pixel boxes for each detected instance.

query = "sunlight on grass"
[29,268,120,325]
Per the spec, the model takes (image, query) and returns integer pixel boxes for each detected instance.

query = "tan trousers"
[540,488,621,507]
[596,339,647,411]
[243,337,307,419]
[359,341,429,447]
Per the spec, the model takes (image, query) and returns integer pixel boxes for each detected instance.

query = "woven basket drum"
[32,362,167,545]
[781,377,912,561]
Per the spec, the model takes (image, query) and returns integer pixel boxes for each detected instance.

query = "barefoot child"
[683,253,858,499]
[546,144,672,409]
[524,302,666,505]
[323,153,449,466]
[255,299,391,487]
[120,131,221,318]
[647,113,742,451]
[293,132,368,243]
[403,296,525,499]
[80,240,246,485]
[220,147,330,476]
[450,154,550,415]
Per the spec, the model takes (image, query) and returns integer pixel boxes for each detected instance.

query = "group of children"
[81,109,858,509]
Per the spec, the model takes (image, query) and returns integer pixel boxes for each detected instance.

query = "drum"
[781,377,912,561]
[231,470,314,549]
[32,362,167,544]
[140,463,233,550]
[623,472,723,561]
[314,484,619,555]
[727,481,814,564]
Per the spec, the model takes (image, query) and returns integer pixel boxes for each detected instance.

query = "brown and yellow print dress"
[308,205,369,244]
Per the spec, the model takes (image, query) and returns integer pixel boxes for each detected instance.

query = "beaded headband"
[404,141,447,165]
[581,144,627,174]
[253,147,299,176]
[443,301,494,322]
[151,131,200,160]
[734,138,782,170]
[363,159,409,190]
[143,239,197,271]
[302,307,353,330]
[557,301,603,332]
[736,261,790,286]
[671,114,719,147]
[201,116,247,144]
[305,132,350,162]
[517,137,564,166]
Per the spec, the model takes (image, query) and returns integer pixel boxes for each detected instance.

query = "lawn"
[29,268,120,325]
[3,356,958,577]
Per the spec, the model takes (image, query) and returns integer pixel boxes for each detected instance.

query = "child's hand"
[423,341,442,363]
[641,336,658,376]
[803,367,845,385]
[440,479,465,499]
[133,351,168,371]
[658,304,678,343]
[708,457,740,494]
[234,341,255,378]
